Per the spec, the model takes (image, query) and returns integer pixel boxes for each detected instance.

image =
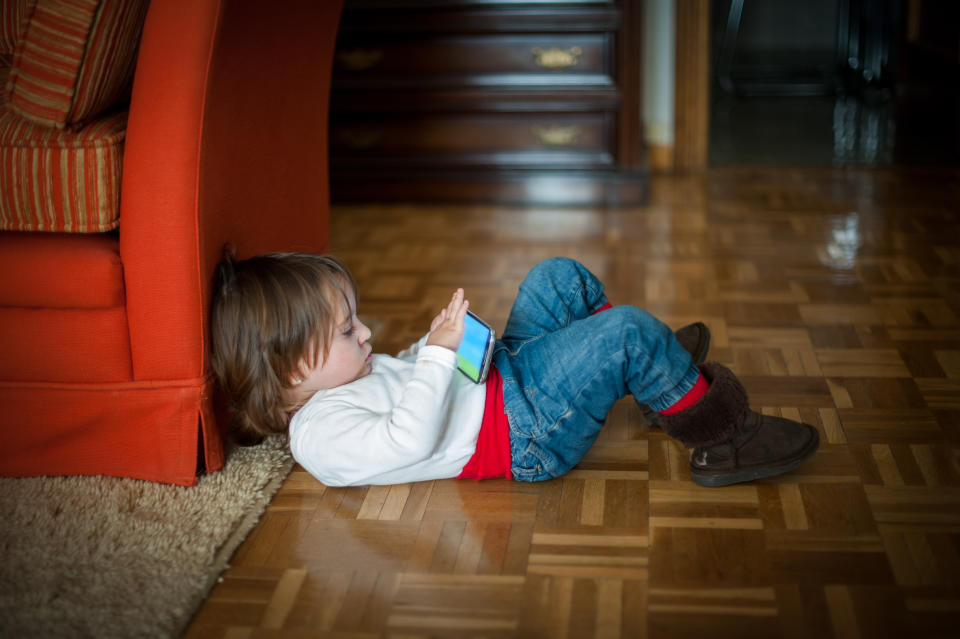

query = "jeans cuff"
[646,364,702,413]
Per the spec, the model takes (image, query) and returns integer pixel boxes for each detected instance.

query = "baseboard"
[331,169,649,206]
[647,144,675,172]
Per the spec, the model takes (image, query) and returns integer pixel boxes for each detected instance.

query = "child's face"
[295,288,373,394]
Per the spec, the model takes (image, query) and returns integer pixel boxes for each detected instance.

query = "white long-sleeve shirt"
[288,337,487,486]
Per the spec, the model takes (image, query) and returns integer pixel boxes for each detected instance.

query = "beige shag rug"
[0,436,293,638]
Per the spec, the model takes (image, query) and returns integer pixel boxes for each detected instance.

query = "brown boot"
[638,322,711,426]
[658,362,820,487]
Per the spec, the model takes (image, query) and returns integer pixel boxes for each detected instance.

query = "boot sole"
[689,425,820,488]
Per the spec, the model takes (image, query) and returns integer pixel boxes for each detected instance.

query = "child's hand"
[426,288,468,352]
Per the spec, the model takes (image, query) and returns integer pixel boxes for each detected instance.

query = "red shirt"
[457,366,512,480]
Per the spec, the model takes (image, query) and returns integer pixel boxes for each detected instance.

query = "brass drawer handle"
[337,48,383,71]
[531,46,582,70]
[532,125,581,146]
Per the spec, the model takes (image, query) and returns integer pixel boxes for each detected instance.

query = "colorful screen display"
[456,311,492,382]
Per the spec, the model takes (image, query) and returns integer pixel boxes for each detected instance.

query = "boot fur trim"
[658,362,749,448]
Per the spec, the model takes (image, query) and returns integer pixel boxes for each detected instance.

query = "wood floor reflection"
[186,168,960,638]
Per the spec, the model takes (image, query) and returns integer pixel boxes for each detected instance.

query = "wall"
[642,0,676,168]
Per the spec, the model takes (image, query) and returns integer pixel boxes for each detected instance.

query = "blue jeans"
[493,258,701,481]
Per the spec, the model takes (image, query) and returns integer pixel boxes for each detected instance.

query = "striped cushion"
[0,0,35,56]
[5,0,148,128]
[0,103,126,232]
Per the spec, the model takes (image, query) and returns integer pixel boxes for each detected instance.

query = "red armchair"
[0,0,344,485]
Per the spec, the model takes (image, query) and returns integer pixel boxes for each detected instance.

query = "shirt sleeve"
[395,333,429,359]
[291,345,459,486]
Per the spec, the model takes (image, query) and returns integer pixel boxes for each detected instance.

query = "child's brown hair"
[209,249,357,441]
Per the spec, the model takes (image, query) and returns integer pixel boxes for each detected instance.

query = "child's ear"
[288,356,315,387]
[286,361,306,388]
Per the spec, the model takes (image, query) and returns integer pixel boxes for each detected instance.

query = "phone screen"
[456,311,494,383]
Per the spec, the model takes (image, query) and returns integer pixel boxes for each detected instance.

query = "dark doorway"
[709,0,959,167]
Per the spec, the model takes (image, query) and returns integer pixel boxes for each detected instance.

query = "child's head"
[210,250,369,441]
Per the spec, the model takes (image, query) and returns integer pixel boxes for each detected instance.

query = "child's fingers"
[456,298,469,321]
[439,289,463,323]
[446,288,464,315]
[429,307,446,332]
[426,289,469,351]
[449,290,468,326]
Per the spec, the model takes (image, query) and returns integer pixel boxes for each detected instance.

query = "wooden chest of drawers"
[329,0,646,205]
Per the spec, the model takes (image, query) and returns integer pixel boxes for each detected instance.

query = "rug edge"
[176,455,296,635]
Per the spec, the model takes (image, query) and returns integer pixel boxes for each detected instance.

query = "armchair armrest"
[120,0,343,381]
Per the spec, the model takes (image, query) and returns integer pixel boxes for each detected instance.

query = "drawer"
[331,112,615,169]
[337,2,620,36]
[328,0,647,204]
[334,33,612,87]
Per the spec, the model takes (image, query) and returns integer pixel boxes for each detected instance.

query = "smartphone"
[456,310,495,383]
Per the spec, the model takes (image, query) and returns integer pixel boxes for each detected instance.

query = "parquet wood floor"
[186,168,960,638]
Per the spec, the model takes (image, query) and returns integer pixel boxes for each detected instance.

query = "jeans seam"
[506,332,546,357]
[554,344,641,432]
[510,439,546,479]
[566,280,605,320]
